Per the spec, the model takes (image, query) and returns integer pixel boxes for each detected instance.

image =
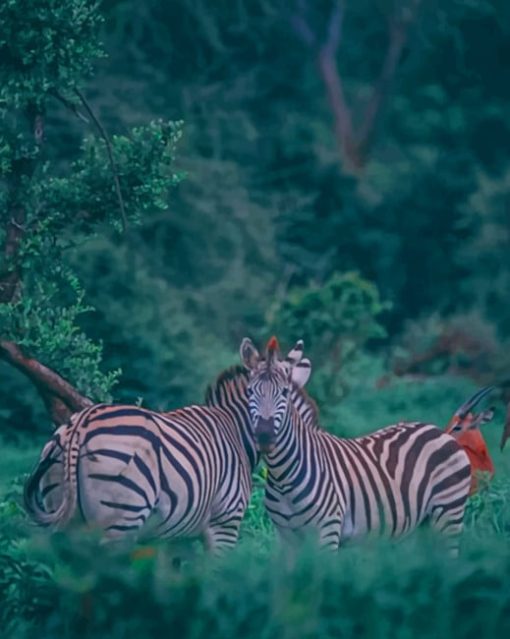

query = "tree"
[0,0,183,425]
[290,0,423,173]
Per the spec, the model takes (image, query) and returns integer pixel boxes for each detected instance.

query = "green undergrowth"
[1,469,509,639]
[1,500,510,639]
[1,374,509,638]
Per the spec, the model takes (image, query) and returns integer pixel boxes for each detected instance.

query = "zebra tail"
[24,417,83,529]
[23,454,55,526]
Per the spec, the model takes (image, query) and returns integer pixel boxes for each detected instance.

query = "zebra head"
[240,336,311,453]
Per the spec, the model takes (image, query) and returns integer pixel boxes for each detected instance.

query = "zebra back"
[24,396,258,549]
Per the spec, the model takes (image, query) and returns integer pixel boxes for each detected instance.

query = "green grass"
[1,374,510,639]
[0,441,42,497]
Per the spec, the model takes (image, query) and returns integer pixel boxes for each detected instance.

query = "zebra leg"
[429,502,467,557]
[276,518,342,558]
[318,518,342,552]
[203,511,244,556]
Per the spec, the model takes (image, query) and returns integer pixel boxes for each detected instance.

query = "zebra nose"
[256,418,275,453]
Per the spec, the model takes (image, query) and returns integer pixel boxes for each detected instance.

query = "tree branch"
[291,0,357,172]
[0,109,92,428]
[74,88,128,233]
[322,0,343,56]
[290,0,316,47]
[357,0,422,160]
[290,0,422,172]
[0,340,93,425]
[0,106,47,302]
[317,48,358,171]
[50,89,90,124]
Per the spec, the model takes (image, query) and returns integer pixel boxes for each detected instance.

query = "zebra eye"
[246,388,253,397]
[282,388,289,398]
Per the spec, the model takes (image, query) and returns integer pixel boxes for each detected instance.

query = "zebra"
[24,364,311,553]
[24,369,257,554]
[240,336,495,554]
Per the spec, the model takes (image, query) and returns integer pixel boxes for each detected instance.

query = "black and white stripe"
[24,364,316,553]
[240,338,472,554]
[25,369,257,553]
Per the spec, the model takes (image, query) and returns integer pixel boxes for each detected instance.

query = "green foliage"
[1,494,510,639]
[0,0,184,413]
[68,234,236,408]
[0,0,104,109]
[465,479,510,536]
[270,272,388,404]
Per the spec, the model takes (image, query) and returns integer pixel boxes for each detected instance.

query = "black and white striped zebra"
[240,337,491,554]
[24,369,258,553]
[24,364,313,553]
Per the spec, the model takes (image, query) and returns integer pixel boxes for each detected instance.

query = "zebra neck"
[204,367,258,470]
[265,406,318,484]
[238,412,259,471]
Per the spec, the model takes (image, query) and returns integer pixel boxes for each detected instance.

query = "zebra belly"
[265,487,332,533]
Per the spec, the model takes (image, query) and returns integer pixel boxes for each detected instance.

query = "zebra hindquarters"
[203,468,253,556]
[423,439,472,556]
[78,443,161,542]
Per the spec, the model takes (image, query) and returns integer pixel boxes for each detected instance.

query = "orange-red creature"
[445,387,495,495]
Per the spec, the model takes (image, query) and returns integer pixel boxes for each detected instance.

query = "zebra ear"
[291,358,311,388]
[286,339,304,366]
[240,338,260,370]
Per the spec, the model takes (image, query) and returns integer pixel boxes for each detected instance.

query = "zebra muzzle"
[255,418,275,453]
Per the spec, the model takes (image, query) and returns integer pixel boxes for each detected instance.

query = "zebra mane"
[289,382,321,430]
[205,365,249,407]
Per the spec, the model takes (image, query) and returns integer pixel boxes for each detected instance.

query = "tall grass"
[2,515,510,639]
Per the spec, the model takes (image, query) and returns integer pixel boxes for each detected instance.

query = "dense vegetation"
[1,0,510,637]
[1,381,510,638]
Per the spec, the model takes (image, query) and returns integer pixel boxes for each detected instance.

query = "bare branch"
[290,0,356,171]
[317,48,358,172]
[0,340,93,425]
[322,0,344,56]
[289,0,422,172]
[290,8,316,48]
[357,0,423,159]
[74,88,128,234]
[51,90,90,123]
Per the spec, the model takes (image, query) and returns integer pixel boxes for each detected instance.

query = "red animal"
[445,387,495,495]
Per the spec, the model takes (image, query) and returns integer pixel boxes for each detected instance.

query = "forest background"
[1,1,510,637]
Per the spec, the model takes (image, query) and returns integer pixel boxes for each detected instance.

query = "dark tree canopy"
[1,0,510,429]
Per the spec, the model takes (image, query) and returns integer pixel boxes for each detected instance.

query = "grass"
[1,373,510,638]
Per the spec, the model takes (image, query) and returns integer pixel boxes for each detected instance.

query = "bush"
[269,272,388,406]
